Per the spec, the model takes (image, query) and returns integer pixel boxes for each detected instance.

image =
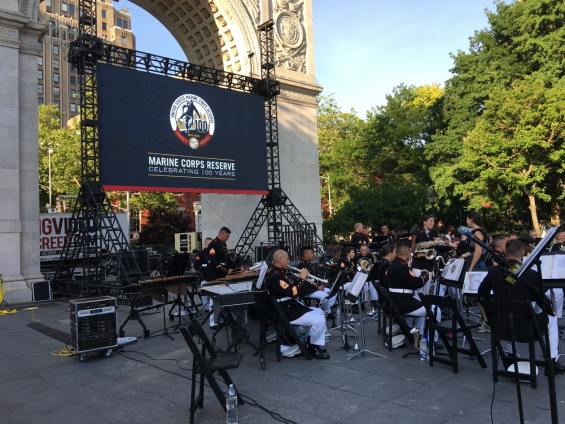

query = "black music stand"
[168,254,191,330]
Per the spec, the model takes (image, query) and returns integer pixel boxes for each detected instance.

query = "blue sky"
[121,0,499,118]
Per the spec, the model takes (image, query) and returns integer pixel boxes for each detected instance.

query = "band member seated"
[387,243,429,338]
[202,227,238,328]
[551,231,565,251]
[337,246,356,282]
[377,244,396,290]
[351,223,369,245]
[351,245,378,305]
[485,236,507,268]
[477,239,565,374]
[379,224,395,244]
[297,246,337,314]
[265,249,330,359]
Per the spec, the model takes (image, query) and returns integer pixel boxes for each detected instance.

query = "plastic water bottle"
[298,326,307,345]
[226,384,238,424]
[419,334,429,361]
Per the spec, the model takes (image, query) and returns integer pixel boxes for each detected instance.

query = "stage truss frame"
[54,0,325,295]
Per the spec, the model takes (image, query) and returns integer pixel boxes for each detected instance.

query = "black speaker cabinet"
[32,280,51,303]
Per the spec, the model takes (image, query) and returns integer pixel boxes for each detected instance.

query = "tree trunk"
[527,193,540,237]
[550,199,560,227]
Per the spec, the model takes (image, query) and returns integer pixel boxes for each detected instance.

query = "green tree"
[38,104,81,205]
[455,77,565,234]
[323,180,428,243]
[317,95,365,208]
[429,0,565,228]
[363,83,444,185]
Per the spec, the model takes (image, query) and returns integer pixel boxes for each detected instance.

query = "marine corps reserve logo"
[170,94,215,149]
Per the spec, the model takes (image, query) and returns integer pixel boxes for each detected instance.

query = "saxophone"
[414,239,448,261]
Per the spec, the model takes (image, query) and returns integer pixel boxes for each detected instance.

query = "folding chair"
[481,300,547,389]
[421,294,487,373]
[378,287,415,353]
[180,320,244,424]
[269,296,312,361]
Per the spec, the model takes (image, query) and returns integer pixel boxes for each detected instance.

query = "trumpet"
[287,266,328,287]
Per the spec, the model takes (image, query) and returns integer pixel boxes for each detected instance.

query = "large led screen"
[98,64,268,194]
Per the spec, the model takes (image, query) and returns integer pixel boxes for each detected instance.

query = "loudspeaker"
[32,280,51,303]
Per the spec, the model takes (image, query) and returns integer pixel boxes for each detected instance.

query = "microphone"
[457,226,473,237]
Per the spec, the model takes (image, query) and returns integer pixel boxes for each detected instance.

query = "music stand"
[370,236,389,250]
[167,253,191,330]
[346,272,386,360]
[329,271,356,335]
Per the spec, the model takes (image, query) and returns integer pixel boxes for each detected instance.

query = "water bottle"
[419,334,429,361]
[298,326,307,345]
[226,384,238,424]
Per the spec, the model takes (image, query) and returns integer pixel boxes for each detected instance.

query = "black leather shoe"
[311,345,330,359]
[434,342,444,350]
[544,361,565,375]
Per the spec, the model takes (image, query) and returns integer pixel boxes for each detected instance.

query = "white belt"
[389,288,414,294]
[201,264,207,267]
[277,296,292,302]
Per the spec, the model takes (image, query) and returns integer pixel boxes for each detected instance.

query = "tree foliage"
[428,0,565,230]
[138,208,193,245]
[323,180,428,243]
[38,105,82,200]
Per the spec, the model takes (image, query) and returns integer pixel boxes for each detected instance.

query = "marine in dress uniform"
[478,239,565,373]
[296,247,337,314]
[265,250,329,359]
[195,237,212,311]
[387,243,429,336]
[202,228,237,327]
[350,223,369,245]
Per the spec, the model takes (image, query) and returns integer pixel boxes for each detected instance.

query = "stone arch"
[130,0,262,75]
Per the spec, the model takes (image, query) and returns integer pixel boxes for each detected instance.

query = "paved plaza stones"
[2,300,565,423]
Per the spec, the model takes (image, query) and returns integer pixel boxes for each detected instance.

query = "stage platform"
[1,299,565,423]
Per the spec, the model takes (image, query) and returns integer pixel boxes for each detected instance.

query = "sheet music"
[204,281,253,295]
[441,258,465,281]
[552,255,565,279]
[346,272,368,298]
[256,262,269,289]
[539,255,555,278]
[517,227,557,278]
[462,271,488,294]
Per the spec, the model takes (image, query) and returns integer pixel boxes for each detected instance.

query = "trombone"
[287,266,329,287]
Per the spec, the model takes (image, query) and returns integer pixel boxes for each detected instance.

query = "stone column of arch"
[1,0,47,303]
[129,0,322,248]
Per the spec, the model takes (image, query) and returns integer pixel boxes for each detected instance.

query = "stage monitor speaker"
[255,241,287,263]
[32,280,51,303]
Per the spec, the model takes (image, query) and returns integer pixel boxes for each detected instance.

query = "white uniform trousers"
[305,288,337,313]
[413,269,444,341]
[200,280,217,326]
[290,307,326,346]
[546,288,564,318]
[404,306,427,340]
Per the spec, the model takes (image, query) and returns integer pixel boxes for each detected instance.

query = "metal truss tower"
[232,21,326,261]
